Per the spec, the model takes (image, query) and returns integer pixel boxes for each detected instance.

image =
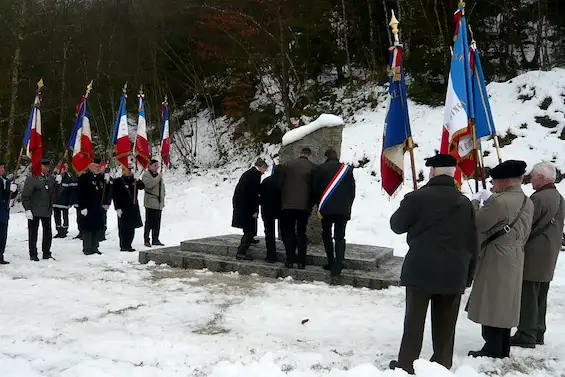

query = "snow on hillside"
[2,70,565,376]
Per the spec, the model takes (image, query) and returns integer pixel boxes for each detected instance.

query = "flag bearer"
[388,154,478,375]
[53,163,73,238]
[22,158,56,261]
[142,159,166,247]
[311,149,356,276]
[467,160,534,359]
[78,158,110,255]
[113,165,144,252]
[0,161,18,264]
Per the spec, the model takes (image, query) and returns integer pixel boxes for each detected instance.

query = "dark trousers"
[28,217,52,258]
[53,207,69,234]
[321,215,347,267]
[515,280,550,344]
[118,218,135,250]
[144,208,162,243]
[83,230,101,254]
[76,207,82,233]
[237,219,257,255]
[480,326,511,358]
[0,220,8,260]
[280,209,309,265]
[263,217,277,260]
[397,287,461,374]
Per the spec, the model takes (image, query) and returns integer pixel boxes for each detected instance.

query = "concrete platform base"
[139,235,403,289]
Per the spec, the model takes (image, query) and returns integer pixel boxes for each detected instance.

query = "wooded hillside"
[0,0,563,165]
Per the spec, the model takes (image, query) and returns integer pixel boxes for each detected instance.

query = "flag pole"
[133,85,143,204]
[390,11,417,191]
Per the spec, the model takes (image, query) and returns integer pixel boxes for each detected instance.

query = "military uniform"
[467,160,534,359]
[0,161,18,264]
[511,182,565,347]
[389,154,479,375]
[53,169,75,238]
[21,159,56,261]
[113,173,144,251]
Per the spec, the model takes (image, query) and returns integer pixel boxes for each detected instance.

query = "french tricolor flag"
[440,3,475,185]
[113,90,131,169]
[134,93,150,169]
[68,91,93,172]
[23,84,44,176]
[160,98,170,168]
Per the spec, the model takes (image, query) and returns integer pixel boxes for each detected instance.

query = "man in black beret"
[0,161,18,264]
[467,159,535,358]
[389,153,479,374]
[21,158,56,261]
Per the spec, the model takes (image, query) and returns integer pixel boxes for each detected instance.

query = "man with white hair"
[389,154,479,375]
[511,161,565,348]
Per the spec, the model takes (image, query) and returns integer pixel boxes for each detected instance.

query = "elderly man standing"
[467,160,534,359]
[510,161,565,348]
[388,154,479,375]
[142,159,166,247]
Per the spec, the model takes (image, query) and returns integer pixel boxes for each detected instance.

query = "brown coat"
[279,156,316,212]
[467,185,534,329]
[523,184,565,282]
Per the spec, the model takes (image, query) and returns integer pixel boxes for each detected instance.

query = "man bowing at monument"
[467,160,534,359]
[389,154,478,375]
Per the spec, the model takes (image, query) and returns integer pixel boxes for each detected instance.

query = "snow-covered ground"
[2,69,565,376]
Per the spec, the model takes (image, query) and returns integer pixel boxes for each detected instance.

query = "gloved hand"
[25,210,33,220]
[103,205,109,210]
[104,173,110,183]
[55,174,63,184]
[67,205,72,209]
[73,204,78,208]
[478,189,492,202]
[81,209,88,216]
[116,209,123,218]
[253,212,258,219]
[10,183,17,192]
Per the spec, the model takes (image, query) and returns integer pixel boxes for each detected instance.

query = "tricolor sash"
[317,163,351,219]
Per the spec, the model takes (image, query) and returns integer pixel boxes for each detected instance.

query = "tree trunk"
[59,42,70,151]
[366,0,377,75]
[341,0,351,78]
[382,0,392,46]
[4,0,27,163]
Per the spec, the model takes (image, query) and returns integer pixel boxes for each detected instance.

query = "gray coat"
[467,185,534,328]
[21,174,56,218]
[280,156,316,212]
[523,184,565,282]
[142,171,165,210]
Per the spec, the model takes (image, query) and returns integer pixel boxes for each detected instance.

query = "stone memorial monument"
[278,114,345,244]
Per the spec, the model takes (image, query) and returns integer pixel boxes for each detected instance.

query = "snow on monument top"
[282,114,344,146]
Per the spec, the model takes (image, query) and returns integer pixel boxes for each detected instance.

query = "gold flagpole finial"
[122,82,128,94]
[37,78,44,90]
[138,85,144,96]
[459,1,465,7]
[85,80,94,98]
[389,10,400,45]
[163,94,168,104]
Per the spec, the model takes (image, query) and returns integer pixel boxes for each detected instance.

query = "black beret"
[40,158,51,165]
[425,154,457,168]
[150,159,159,165]
[490,160,527,179]
[93,158,101,164]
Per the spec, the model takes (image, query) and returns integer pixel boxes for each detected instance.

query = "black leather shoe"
[389,360,398,370]
[251,239,260,244]
[152,241,165,246]
[0,260,9,265]
[236,253,253,260]
[510,335,535,348]
[284,262,293,268]
[30,256,40,261]
[297,264,305,270]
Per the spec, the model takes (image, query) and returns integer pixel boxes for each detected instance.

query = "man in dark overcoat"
[259,164,282,263]
[467,160,534,359]
[511,161,565,348]
[388,154,479,375]
[279,147,316,269]
[53,163,73,238]
[113,166,144,252]
[0,161,18,264]
[232,158,268,260]
[311,148,356,276]
[22,158,56,261]
[77,159,111,255]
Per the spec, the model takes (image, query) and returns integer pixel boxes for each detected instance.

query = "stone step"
[179,234,393,271]
[139,248,402,290]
